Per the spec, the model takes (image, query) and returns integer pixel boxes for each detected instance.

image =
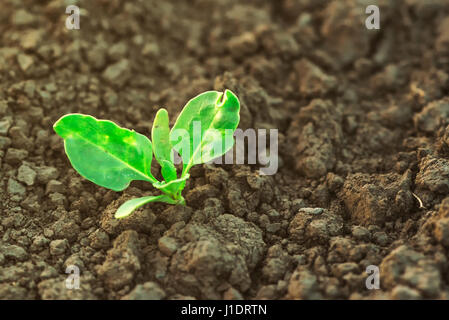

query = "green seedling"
[54,90,240,219]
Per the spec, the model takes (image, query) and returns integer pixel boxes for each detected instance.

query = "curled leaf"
[115,195,179,219]
[152,108,177,182]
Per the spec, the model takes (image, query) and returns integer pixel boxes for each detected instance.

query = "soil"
[1,0,449,300]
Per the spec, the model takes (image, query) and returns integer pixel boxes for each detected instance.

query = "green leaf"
[152,109,180,195]
[152,109,177,182]
[115,195,179,219]
[53,114,158,191]
[170,89,240,175]
[152,173,190,194]
[153,161,186,195]
[159,159,177,182]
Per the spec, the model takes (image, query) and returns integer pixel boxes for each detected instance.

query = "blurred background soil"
[1,0,449,299]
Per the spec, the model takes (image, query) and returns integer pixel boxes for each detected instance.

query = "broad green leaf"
[170,89,240,174]
[115,195,178,219]
[152,109,177,182]
[53,114,157,191]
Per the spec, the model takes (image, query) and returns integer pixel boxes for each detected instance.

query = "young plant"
[53,90,240,219]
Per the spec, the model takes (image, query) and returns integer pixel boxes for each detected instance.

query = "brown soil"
[1,0,449,300]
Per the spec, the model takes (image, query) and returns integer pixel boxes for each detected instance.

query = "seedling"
[54,90,240,219]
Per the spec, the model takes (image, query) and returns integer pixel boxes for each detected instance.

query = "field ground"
[1,0,449,299]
